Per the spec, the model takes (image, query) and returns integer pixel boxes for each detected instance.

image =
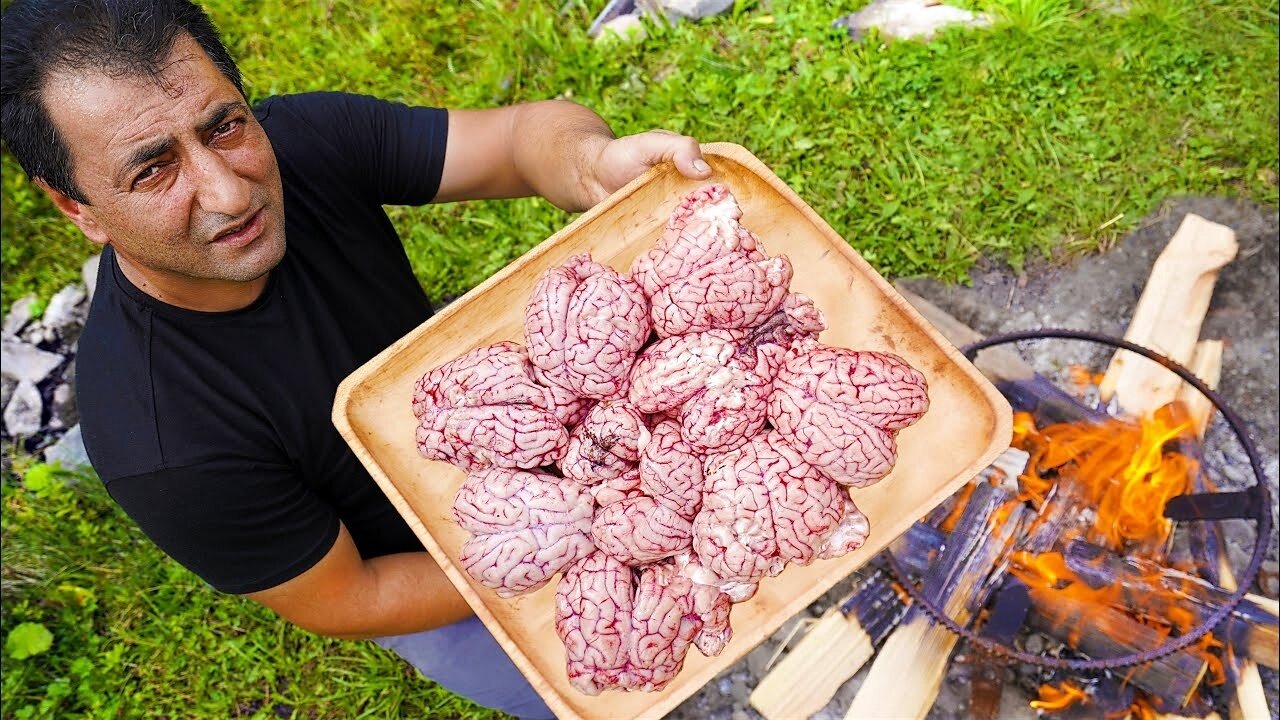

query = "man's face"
[42,34,285,288]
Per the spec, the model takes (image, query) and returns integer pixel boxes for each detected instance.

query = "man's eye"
[134,164,163,185]
[213,119,241,137]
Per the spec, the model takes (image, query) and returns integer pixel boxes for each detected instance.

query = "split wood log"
[1057,539,1278,670]
[1098,213,1238,417]
[844,484,1030,720]
[895,286,1107,425]
[1177,340,1224,437]
[1025,586,1209,706]
[748,568,909,720]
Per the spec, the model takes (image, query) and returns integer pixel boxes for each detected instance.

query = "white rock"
[42,285,87,340]
[1,376,15,414]
[49,383,76,431]
[83,254,102,305]
[1,337,64,385]
[2,295,38,338]
[835,0,991,41]
[44,424,91,471]
[656,0,734,19]
[3,380,42,437]
[596,13,648,43]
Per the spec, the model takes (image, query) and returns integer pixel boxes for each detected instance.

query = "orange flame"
[1012,403,1197,553]
[1030,681,1089,711]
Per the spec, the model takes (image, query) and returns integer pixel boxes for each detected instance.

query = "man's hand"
[435,100,713,213]
[587,129,713,206]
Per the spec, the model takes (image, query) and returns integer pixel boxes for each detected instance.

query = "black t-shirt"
[77,92,448,594]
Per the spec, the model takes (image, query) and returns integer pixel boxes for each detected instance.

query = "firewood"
[1176,340,1223,437]
[1099,213,1238,417]
[1026,586,1209,706]
[844,484,1030,720]
[748,568,909,720]
[1055,540,1278,670]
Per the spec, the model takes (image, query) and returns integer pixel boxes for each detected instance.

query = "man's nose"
[192,149,252,217]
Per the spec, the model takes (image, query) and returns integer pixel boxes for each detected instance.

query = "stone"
[1,337,64,385]
[44,424,91,471]
[2,295,38,338]
[1,376,16,418]
[595,13,648,43]
[833,0,991,41]
[42,285,87,344]
[3,380,43,437]
[50,383,77,430]
[657,0,735,19]
[83,254,102,305]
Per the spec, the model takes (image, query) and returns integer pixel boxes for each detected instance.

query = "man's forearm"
[328,551,476,640]
[509,100,615,212]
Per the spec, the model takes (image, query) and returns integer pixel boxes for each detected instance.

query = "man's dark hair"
[1,0,244,203]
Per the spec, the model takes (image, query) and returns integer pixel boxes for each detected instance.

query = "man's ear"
[34,179,109,247]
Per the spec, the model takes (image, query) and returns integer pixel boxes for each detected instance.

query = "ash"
[667,196,1278,719]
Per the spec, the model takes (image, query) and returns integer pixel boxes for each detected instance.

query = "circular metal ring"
[886,328,1275,671]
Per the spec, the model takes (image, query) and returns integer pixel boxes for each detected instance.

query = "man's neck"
[114,249,269,313]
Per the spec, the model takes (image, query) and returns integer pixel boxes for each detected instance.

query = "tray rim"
[332,141,1013,720]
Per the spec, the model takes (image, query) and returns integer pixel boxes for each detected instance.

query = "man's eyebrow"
[196,100,248,133]
[120,137,176,183]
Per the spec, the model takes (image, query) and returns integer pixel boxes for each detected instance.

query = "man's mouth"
[212,209,264,248]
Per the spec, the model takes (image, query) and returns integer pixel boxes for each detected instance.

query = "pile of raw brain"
[412,184,929,695]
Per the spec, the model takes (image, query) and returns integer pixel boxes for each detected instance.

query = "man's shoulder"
[76,265,164,480]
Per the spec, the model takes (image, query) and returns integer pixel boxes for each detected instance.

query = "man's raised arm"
[434,100,713,212]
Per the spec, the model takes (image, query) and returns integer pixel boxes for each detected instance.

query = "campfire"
[749,214,1278,719]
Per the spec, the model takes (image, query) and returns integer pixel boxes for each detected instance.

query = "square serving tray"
[333,142,1012,720]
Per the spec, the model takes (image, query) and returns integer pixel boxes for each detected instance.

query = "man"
[0,1,712,716]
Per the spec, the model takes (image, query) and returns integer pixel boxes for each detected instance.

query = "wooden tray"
[332,142,1012,720]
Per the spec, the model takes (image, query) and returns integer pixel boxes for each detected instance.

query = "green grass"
[1,461,501,720]
[1,0,1277,716]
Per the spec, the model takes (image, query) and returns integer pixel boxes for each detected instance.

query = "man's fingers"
[629,131,712,179]
[666,134,712,179]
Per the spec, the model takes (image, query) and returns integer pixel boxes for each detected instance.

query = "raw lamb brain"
[638,419,705,520]
[413,342,568,471]
[525,254,650,400]
[769,344,929,487]
[631,184,792,338]
[629,296,826,454]
[591,494,694,564]
[452,468,595,597]
[559,400,649,484]
[694,432,865,583]
[555,551,725,695]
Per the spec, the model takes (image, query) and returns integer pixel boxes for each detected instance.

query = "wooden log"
[1060,540,1278,670]
[1025,586,1209,706]
[1098,213,1238,417]
[749,568,909,720]
[1176,340,1224,437]
[844,484,1030,720]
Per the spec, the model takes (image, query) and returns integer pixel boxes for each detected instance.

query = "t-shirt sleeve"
[259,91,449,206]
[104,460,342,595]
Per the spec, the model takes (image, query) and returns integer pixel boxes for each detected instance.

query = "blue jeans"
[374,616,555,719]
